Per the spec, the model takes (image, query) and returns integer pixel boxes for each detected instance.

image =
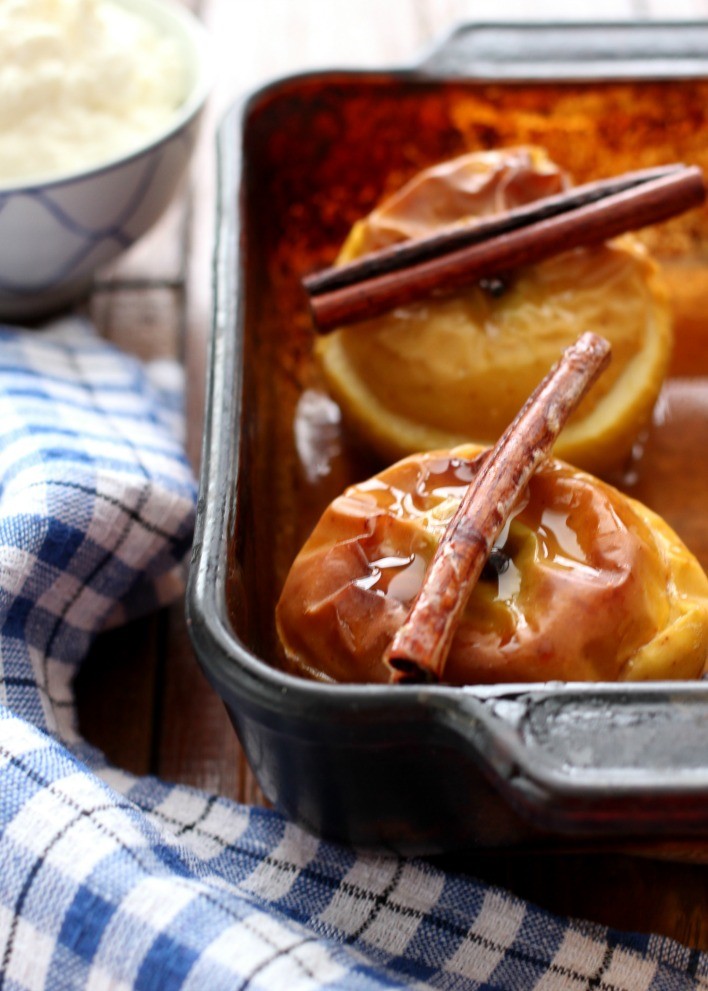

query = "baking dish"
[187,22,708,854]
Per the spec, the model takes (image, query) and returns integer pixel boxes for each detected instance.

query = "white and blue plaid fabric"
[0,319,706,991]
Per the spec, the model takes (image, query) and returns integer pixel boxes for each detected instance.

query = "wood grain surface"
[74,0,708,952]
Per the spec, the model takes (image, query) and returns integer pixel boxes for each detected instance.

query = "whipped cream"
[0,0,188,184]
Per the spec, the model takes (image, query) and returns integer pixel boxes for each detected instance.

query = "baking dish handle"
[417,21,708,81]
[434,683,708,836]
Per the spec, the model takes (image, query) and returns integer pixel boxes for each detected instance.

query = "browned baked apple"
[276,443,708,684]
[315,147,673,475]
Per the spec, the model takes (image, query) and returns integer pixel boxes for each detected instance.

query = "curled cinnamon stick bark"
[305,164,684,297]
[384,332,612,684]
[307,166,705,333]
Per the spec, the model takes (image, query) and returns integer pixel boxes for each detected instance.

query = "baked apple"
[276,444,708,684]
[315,147,673,475]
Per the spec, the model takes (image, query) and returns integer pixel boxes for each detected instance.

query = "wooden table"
[75,0,708,953]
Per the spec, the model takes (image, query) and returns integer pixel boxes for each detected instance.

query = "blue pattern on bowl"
[0,123,197,318]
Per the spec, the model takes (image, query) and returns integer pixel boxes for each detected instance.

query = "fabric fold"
[0,320,196,742]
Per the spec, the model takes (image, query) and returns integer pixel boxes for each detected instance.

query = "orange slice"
[315,148,672,476]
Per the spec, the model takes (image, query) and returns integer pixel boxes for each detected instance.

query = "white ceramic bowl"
[0,0,211,320]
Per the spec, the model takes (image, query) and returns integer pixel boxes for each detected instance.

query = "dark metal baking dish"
[187,22,708,855]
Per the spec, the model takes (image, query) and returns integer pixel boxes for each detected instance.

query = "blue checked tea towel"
[0,318,706,991]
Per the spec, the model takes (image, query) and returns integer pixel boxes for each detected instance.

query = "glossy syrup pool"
[228,74,708,667]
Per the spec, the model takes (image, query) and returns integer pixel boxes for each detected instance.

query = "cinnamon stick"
[308,165,705,333]
[385,332,612,685]
[305,164,684,296]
